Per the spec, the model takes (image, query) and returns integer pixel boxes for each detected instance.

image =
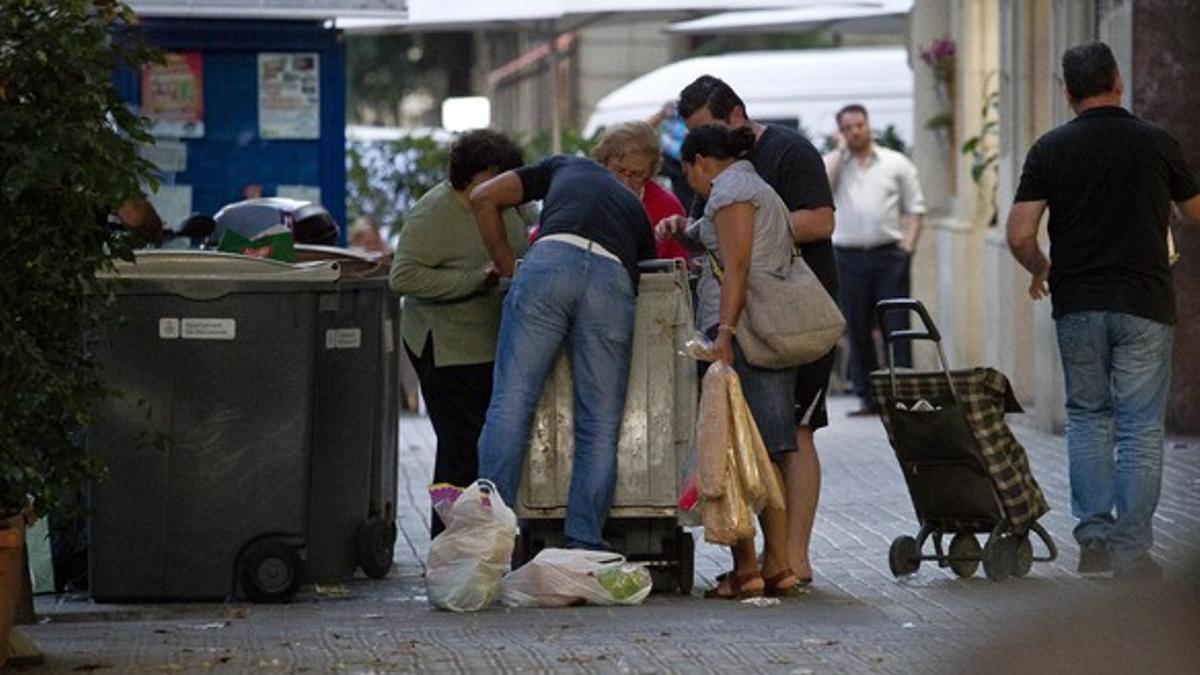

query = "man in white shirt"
[826,104,926,415]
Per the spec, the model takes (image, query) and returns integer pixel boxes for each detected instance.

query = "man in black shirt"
[673,75,836,587]
[470,154,655,550]
[1008,41,1200,579]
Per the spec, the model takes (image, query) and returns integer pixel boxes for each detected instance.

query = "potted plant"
[919,37,957,146]
[0,1,158,663]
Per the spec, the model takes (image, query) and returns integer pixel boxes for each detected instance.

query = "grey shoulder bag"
[708,248,845,369]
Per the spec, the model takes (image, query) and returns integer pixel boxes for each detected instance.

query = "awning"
[127,0,407,21]
[389,0,828,31]
[667,0,911,34]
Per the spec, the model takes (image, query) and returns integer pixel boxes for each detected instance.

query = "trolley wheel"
[239,539,303,603]
[677,529,695,595]
[982,535,1013,582]
[1011,534,1034,578]
[355,518,396,580]
[888,536,920,577]
[947,533,981,578]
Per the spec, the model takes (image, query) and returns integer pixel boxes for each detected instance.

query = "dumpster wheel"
[356,518,396,579]
[239,539,303,603]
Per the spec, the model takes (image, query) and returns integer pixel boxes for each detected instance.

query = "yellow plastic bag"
[697,362,784,545]
[701,455,756,546]
[727,373,767,510]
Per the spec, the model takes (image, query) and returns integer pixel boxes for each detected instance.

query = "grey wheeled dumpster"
[514,259,697,593]
[295,245,400,583]
[88,251,339,603]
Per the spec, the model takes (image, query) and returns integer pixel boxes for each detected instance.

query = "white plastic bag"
[499,548,653,608]
[425,480,518,612]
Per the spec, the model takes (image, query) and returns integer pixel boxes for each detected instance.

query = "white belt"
[538,233,621,263]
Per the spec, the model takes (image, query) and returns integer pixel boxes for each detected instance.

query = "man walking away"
[825,104,926,416]
[1007,41,1200,580]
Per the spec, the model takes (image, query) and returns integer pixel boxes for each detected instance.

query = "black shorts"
[794,347,836,430]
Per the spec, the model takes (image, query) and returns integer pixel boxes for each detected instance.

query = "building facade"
[472,16,690,140]
[909,0,1200,432]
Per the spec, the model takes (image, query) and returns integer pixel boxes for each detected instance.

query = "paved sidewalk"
[13,396,1200,674]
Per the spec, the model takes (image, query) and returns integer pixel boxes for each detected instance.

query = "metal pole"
[547,22,562,154]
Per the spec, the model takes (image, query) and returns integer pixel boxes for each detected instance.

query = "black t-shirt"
[517,155,656,289]
[692,124,838,296]
[1014,106,1198,324]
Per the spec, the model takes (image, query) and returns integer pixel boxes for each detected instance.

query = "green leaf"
[0,0,161,512]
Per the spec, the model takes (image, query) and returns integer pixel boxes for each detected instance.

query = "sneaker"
[1077,539,1112,574]
[847,404,879,417]
[1113,554,1164,581]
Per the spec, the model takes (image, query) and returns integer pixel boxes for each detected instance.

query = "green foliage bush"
[346,133,450,236]
[0,0,157,513]
[346,128,599,239]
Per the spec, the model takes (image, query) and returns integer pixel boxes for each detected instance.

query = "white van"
[584,47,914,148]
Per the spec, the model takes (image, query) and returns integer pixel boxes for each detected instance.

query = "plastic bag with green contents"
[500,549,653,607]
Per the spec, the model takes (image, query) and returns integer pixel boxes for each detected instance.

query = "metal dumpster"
[514,259,697,592]
[89,251,338,602]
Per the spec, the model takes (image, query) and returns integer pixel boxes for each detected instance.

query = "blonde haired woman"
[592,121,690,260]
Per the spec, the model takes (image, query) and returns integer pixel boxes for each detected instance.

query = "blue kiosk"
[117,2,406,242]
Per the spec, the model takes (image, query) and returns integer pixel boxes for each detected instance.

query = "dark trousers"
[835,243,912,406]
[406,340,495,538]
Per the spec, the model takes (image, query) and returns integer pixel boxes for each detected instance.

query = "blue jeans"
[1055,311,1173,567]
[477,241,637,549]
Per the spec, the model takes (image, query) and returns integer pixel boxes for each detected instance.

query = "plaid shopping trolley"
[869,299,1057,581]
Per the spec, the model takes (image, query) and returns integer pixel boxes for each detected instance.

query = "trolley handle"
[876,298,941,344]
[874,298,959,403]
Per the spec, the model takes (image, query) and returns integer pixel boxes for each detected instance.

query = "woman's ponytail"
[725,125,756,159]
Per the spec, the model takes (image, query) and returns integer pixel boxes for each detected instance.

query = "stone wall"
[1132,0,1200,432]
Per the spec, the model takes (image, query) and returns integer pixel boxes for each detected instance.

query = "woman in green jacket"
[389,130,528,536]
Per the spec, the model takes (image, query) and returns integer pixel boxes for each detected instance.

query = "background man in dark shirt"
[1007,41,1200,579]
[672,75,836,585]
[470,154,655,551]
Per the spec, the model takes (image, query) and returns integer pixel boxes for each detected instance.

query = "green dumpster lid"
[294,244,388,278]
[100,250,342,282]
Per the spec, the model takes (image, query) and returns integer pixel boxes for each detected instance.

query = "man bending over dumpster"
[470,154,657,551]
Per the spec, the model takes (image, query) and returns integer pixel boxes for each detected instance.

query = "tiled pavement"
[13,396,1200,674]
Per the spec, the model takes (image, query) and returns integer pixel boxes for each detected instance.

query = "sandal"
[716,570,813,586]
[703,570,764,600]
[720,569,813,587]
[763,568,802,597]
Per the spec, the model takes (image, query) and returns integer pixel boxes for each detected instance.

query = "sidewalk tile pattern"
[19,396,1200,674]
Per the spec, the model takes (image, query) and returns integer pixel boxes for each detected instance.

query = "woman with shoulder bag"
[656,124,801,599]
